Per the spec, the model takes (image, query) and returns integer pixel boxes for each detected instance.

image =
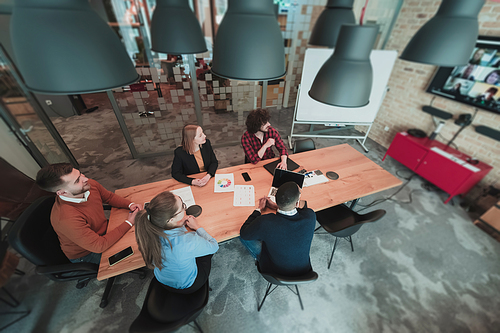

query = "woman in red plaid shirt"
[241,109,288,169]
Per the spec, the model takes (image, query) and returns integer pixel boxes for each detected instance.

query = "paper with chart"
[233,185,255,207]
[171,186,196,207]
[214,174,235,193]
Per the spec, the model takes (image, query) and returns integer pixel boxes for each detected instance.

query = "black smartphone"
[242,172,251,182]
[108,246,134,266]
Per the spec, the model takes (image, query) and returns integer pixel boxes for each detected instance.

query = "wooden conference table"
[97,144,402,281]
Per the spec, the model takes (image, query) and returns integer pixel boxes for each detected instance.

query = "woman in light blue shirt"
[135,191,218,293]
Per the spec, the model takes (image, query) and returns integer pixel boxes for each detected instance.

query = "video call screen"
[426,36,500,115]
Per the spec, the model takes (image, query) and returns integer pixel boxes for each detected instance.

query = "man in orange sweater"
[36,163,142,265]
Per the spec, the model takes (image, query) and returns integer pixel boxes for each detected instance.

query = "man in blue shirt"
[239,182,316,276]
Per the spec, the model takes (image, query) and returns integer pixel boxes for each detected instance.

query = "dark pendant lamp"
[309,0,356,47]
[211,0,285,81]
[10,0,139,95]
[151,0,207,55]
[400,0,485,67]
[309,24,378,107]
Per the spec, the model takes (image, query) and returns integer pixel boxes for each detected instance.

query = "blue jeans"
[69,252,102,265]
[239,237,262,260]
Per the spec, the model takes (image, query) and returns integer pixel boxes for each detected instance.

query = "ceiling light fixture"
[400,0,485,66]
[211,0,285,81]
[309,0,378,107]
[151,0,207,55]
[309,0,356,48]
[10,0,139,95]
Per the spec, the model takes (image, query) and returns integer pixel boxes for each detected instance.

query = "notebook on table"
[263,157,300,175]
[267,168,305,203]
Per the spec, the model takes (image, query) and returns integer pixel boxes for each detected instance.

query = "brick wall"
[370,0,500,197]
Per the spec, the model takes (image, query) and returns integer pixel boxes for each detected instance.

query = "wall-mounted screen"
[426,36,500,115]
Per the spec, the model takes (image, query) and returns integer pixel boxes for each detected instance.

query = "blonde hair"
[181,124,200,154]
[135,191,180,270]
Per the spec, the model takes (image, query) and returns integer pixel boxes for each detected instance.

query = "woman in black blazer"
[171,125,218,186]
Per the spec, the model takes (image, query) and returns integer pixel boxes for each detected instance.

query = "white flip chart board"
[295,48,398,123]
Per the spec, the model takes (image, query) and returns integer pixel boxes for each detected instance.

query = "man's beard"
[72,183,90,196]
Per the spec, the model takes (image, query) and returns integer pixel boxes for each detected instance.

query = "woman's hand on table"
[199,174,211,186]
[192,174,211,187]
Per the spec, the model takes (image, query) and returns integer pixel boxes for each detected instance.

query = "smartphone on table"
[108,246,134,266]
[242,172,251,182]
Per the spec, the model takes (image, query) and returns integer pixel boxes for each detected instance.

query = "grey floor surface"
[1,106,499,333]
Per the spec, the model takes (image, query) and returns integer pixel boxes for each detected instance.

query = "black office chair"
[129,277,209,333]
[256,263,318,311]
[7,196,145,308]
[0,240,30,331]
[293,138,315,154]
[315,204,386,269]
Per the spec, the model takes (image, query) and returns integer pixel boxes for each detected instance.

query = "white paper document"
[303,172,329,187]
[233,185,255,207]
[171,186,196,207]
[214,174,235,193]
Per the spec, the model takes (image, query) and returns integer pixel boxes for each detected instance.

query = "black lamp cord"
[356,171,421,212]
[446,108,478,147]
[428,96,459,149]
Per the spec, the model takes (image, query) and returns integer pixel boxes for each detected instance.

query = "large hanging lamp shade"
[10,0,139,95]
[211,0,285,81]
[309,24,378,108]
[400,0,485,67]
[309,0,356,48]
[151,0,207,55]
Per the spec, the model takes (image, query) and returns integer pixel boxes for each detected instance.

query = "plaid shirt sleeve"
[269,127,288,157]
[241,131,262,164]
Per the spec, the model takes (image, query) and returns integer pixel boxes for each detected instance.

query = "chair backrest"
[331,224,364,238]
[316,204,386,235]
[357,209,386,223]
[0,157,51,220]
[293,139,316,154]
[332,208,386,237]
[8,196,70,266]
[130,277,209,333]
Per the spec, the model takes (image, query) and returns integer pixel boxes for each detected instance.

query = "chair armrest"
[102,204,112,211]
[36,262,99,275]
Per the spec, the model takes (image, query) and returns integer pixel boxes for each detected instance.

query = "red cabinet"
[383,132,492,204]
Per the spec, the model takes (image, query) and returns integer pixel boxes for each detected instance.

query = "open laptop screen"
[271,169,305,189]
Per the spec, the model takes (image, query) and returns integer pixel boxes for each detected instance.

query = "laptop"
[267,168,305,202]
[263,157,300,175]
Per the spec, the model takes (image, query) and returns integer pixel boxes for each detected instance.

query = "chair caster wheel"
[100,300,108,308]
